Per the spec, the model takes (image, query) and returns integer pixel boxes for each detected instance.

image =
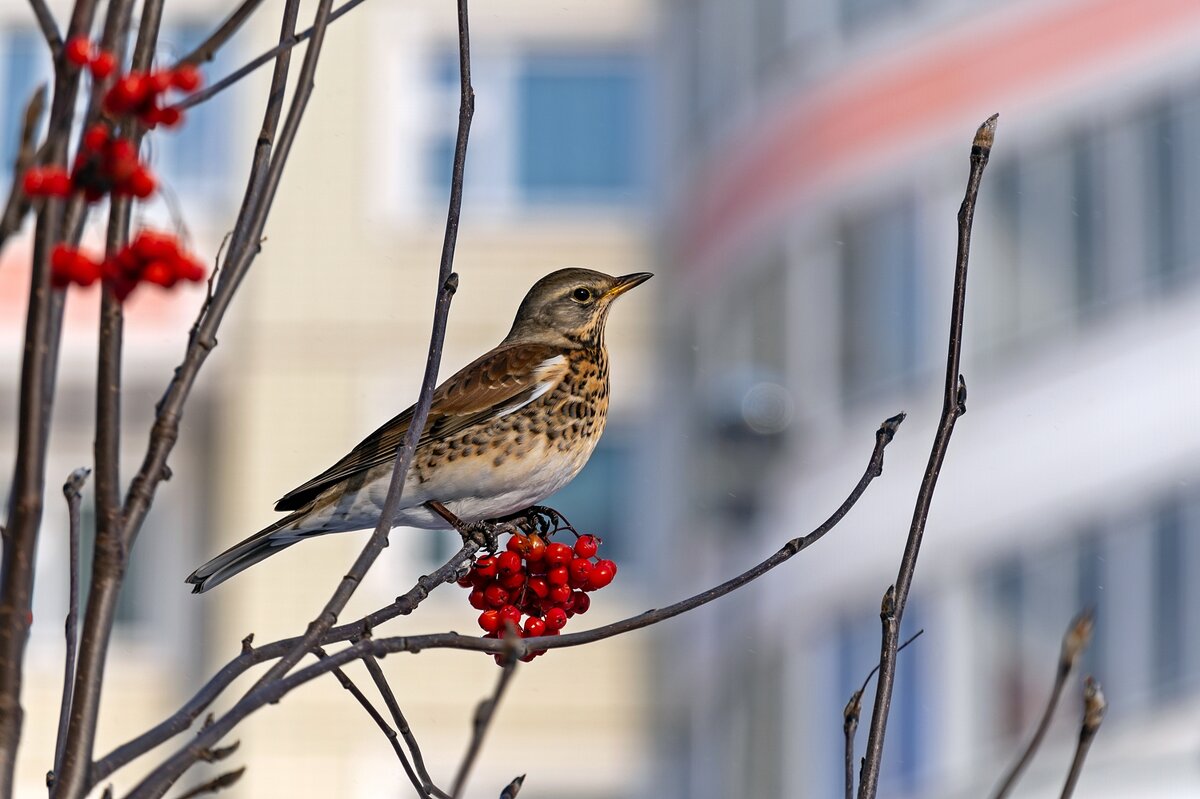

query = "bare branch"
[1059,677,1105,799]
[856,113,997,799]
[360,654,448,799]
[89,542,477,788]
[315,649,430,799]
[109,410,904,785]
[0,85,47,254]
[171,768,245,799]
[49,468,90,788]
[174,0,267,67]
[450,637,519,799]
[843,630,923,799]
[175,0,369,112]
[990,611,1094,799]
[27,0,63,57]
[0,0,104,789]
[499,775,524,799]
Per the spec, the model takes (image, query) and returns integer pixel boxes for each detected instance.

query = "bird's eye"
[571,287,592,303]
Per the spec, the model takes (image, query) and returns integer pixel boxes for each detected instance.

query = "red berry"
[89,51,117,79]
[574,535,599,558]
[170,64,202,92]
[474,555,497,578]
[65,36,93,66]
[149,70,173,93]
[497,551,521,577]
[506,534,529,554]
[83,124,109,152]
[176,256,206,283]
[568,558,592,583]
[22,168,45,195]
[572,592,590,614]
[587,560,616,590]
[152,105,182,128]
[127,166,156,198]
[527,577,549,600]
[525,534,546,562]
[548,565,569,586]
[545,607,568,631]
[43,169,71,197]
[483,583,508,609]
[106,73,150,113]
[468,588,488,610]
[546,542,572,565]
[498,604,522,627]
[500,569,525,590]
[523,616,546,637]
[548,584,571,606]
[141,261,175,287]
[478,610,500,633]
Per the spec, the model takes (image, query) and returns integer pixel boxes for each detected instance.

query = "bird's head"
[505,268,652,348]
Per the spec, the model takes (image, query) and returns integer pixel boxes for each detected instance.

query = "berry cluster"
[459,529,617,665]
[50,229,205,297]
[23,124,156,202]
[102,63,201,129]
[64,35,116,79]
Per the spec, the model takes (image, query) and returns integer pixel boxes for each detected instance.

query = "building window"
[839,195,923,401]
[1070,128,1109,317]
[1,27,50,180]
[425,50,646,210]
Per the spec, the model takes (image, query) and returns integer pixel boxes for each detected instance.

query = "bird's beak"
[605,272,653,299]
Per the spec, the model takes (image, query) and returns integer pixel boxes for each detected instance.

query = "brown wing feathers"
[273,342,565,512]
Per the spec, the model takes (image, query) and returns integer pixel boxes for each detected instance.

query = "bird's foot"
[493,505,579,538]
[457,520,502,552]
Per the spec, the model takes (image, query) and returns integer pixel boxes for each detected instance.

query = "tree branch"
[0,85,47,255]
[843,630,923,799]
[27,0,63,57]
[171,768,245,799]
[315,649,430,799]
[990,611,1094,799]
[173,0,369,112]
[50,468,90,786]
[89,542,477,789]
[856,113,997,799]
[109,410,903,791]
[1059,677,1105,799]
[0,0,103,791]
[174,0,267,68]
[450,639,518,799]
[360,654,448,799]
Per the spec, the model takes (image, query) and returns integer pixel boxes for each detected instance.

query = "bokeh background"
[2,0,1199,796]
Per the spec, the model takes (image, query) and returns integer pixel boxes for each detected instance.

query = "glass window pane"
[517,55,643,203]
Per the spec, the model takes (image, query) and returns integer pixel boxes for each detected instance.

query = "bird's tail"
[187,514,308,594]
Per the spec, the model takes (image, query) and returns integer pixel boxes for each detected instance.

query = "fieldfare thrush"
[187,268,651,592]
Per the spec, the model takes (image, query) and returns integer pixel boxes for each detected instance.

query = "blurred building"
[655,0,1200,797]
[1,0,655,796]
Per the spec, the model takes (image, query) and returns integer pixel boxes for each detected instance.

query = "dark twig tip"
[1060,609,1094,670]
[500,774,526,799]
[1081,676,1106,735]
[974,114,999,150]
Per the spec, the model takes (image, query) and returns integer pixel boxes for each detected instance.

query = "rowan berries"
[65,36,93,66]
[459,524,618,664]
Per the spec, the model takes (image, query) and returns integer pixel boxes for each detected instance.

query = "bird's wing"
[273,342,569,512]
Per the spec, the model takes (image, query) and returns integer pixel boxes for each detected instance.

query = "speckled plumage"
[187,268,649,593]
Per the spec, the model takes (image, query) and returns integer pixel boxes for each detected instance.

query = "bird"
[187,267,651,593]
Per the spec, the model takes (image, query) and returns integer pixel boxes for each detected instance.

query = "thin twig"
[50,468,90,787]
[450,636,519,799]
[89,542,478,788]
[0,85,47,254]
[315,649,429,799]
[110,412,905,783]
[1059,677,1105,799]
[499,775,524,799]
[174,0,368,112]
[171,768,245,799]
[174,0,267,67]
[842,630,923,799]
[0,0,103,790]
[990,611,1094,799]
[27,0,63,56]
[856,114,997,799]
[360,654,448,799]
[51,0,154,794]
